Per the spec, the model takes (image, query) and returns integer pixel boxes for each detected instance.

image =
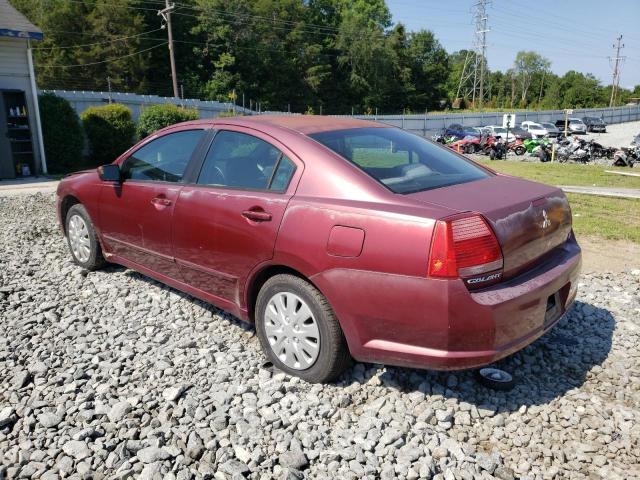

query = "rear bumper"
[312,238,581,371]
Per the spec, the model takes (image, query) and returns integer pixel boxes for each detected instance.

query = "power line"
[32,28,163,50]
[36,42,167,68]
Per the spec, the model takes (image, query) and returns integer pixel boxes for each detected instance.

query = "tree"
[513,51,551,106]
[404,30,449,110]
[11,0,149,92]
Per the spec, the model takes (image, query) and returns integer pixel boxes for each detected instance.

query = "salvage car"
[57,116,581,383]
[539,122,561,138]
[520,121,549,139]
[582,116,607,133]
[555,118,587,134]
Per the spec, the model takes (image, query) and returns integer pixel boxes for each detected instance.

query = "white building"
[0,0,46,179]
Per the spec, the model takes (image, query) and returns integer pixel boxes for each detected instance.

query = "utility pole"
[158,0,179,98]
[609,35,625,107]
[107,76,112,104]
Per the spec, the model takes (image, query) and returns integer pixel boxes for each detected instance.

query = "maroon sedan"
[57,116,581,383]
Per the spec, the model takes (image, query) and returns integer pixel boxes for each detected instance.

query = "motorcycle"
[613,146,639,167]
[523,138,550,154]
[555,138,591,163]
[535,142,553,162]
[588,140,615,159]
[506,138,526,156]
[432,133,457,145]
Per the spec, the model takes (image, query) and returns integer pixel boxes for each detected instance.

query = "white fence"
[40,90,252,121]
[342,106,640,137]
[44,90,640,137]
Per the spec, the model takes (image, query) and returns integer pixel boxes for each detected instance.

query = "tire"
[255,274,351,383]
[514,146,526,156]
[65,204,107,271]
[489,150,496,160]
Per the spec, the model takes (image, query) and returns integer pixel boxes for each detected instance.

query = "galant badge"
[540,209,552,229]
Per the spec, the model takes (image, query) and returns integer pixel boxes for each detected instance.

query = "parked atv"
[447,135,481,154]
[488,138,507,160]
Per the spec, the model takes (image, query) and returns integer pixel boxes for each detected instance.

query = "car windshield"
[310,127,490,194]
[494,127,507,133]
[541,123,555,129]
[569,119,583,124]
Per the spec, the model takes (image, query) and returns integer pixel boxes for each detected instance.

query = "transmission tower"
[456,0,490,108]
[608,35,625,107]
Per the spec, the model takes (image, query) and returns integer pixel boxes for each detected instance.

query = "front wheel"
[255,274,351,383]
[65,204,106,270]
[514,146,526,156]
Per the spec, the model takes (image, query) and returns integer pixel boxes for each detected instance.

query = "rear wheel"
[255,274,351,383]
[65,204,106,270]
[514,146,526,156]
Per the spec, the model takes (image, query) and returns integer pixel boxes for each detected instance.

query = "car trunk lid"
[407,175,572,278]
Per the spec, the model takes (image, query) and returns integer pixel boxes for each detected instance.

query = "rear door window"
[197,130,296,191]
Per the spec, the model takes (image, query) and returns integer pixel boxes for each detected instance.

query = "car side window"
[198,130,295,191]
[269,155,296,192]
[121,130,205,183]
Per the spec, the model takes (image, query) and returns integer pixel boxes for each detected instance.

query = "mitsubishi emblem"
[540,209,551,229]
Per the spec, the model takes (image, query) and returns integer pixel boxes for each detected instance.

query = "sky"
[386,0,640,89]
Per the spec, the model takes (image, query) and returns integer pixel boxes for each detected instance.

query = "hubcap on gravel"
[264,292,320,370]
[478,367,513,383]
[68,214,90,263]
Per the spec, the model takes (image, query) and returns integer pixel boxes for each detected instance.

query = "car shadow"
[120,268,255,336]
[113,268,614,412]
[345,301,615,413]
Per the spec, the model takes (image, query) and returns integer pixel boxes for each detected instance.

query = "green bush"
[136,104,199,139]
[38,93,84,174]
[80,104,135,165]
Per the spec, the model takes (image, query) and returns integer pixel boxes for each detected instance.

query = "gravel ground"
[1,193,639,480]
[584,120,640,148]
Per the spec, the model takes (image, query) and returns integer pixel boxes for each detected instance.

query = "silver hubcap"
[479,367,513,383]
[68,214,91,263]
[264,292,320,370]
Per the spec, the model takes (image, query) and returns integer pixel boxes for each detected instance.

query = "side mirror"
[98,164,121,182]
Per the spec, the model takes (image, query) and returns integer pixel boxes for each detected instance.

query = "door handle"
[151,197,172,207]
[242,209,272,222]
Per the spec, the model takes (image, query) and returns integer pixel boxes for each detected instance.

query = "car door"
[172,128,301,306]
[98,128,208,278]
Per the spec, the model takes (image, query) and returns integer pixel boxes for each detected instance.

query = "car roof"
[189,114,390,135]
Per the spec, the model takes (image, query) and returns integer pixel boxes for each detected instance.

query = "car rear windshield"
[309,127,490,194]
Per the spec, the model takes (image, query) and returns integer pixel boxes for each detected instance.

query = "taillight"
[428,214,503,279]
